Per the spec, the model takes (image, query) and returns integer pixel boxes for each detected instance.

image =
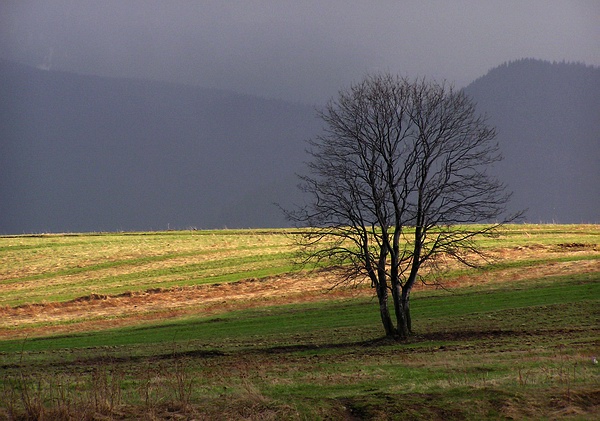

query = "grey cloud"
[1,0,599,103]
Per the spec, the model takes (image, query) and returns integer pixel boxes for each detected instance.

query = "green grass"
[5,277,597,419]
[1,225,599,420]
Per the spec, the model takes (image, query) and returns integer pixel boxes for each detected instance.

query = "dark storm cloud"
[1,0,599,102]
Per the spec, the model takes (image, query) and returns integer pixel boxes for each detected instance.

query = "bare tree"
[286,74,518,340]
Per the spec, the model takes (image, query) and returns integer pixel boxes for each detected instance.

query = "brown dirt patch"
[0,270,368,339]
[429,259,600,290]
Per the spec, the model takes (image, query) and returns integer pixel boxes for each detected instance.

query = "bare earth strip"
[0,270,353,339]
[1,256,598,340]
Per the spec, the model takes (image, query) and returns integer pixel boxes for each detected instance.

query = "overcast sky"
[1,0,599,103]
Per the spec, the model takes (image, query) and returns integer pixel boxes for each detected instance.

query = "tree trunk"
[376,284,396,338]
[402,288,412,334]
[389,282,407,340]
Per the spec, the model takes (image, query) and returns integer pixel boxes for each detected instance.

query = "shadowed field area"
[0,225,599,419]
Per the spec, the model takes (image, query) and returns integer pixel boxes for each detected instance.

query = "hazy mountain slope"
[0,59,320,233]
[464,59,600,223]
[1,58,598,234]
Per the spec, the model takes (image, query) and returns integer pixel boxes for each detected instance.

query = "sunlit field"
[1,225,598,419]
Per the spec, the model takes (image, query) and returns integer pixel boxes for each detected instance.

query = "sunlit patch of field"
[0,230,296,306]
[1,226,598,339]
[0,230,292,279]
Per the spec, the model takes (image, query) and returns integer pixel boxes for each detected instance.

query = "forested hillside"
[464,59,600,223]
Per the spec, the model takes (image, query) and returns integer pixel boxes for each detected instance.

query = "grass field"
[0,225,599,420]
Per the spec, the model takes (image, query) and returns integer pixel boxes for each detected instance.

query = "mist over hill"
[464,59,600,223]
[0,59,321,233]
[1,58,598,234]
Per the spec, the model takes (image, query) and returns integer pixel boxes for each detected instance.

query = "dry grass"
[0,231,297,309]
[0,230,292,279]
[1,244,598,340]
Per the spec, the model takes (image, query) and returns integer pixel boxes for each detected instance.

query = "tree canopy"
[287,74,517,339]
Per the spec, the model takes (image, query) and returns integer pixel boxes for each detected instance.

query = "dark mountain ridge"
[464,58,599,223]
[1,58,598,234]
